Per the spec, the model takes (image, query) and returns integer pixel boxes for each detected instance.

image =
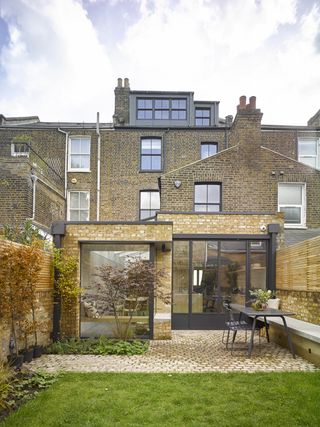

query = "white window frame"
[67,190,90,221]
[11,142,30,157]
[139,190,160,220]
[278,183,306,229]
[298,138,320,170]
[68,136,91,172]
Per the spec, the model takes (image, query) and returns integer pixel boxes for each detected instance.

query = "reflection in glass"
[220,241,246,306]
[80,244,150,338]
[250,241,267,292]
[172,241,189,313]
[192,241,219,313]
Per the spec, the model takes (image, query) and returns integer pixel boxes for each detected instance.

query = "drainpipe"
[57,128,69,200]
[96,112,101,221]
[30,172,38,220]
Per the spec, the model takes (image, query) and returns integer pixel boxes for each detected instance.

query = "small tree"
[0,243,42,354]
[93,258,169,340]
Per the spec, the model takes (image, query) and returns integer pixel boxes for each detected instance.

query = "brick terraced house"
[1,78,320,339]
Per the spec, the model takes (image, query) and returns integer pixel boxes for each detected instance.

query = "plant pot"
[20,348,34,363]
[33,345,43,358]
[7,354,24,369]
[267,298,280,309]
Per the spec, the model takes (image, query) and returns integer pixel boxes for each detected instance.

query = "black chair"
[223,302,263,355]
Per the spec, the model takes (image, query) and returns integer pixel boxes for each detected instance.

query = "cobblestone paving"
[28,331,318,373]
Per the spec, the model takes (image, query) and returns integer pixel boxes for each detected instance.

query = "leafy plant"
[0,363,14,411]
[0,243,43,354]
[45,337,149,356]
[53,248,81,306]
[3,220,46,248]
[249,289,273,309]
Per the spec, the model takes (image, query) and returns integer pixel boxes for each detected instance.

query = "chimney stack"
[113,77,130,126]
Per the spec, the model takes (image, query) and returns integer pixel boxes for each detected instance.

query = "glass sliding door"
[172,241,189,314]
[220,241,247,306]
[192,241,219,313]
[172,238,269,330]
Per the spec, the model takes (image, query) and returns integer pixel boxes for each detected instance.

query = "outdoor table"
[230,303,296,358]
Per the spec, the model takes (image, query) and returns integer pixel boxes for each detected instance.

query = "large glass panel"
[192,241,219,313]
[300,157,316,168]
[220,241,247,306]
[173,241,189,313]
[81,244,150,338]
[250,241,267,292]
[70,139,81,153]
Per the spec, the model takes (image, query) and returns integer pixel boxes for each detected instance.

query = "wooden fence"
[276,236,320,292]
[0,239,54,361]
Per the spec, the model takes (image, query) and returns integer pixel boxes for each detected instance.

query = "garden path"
[27,331,318,373]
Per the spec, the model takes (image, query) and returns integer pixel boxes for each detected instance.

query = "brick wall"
[60,222,173,339]
[157,212,283,238]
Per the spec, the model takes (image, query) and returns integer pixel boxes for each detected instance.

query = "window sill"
[68,169,91,173]
[284,225,307,229]
[139,169,163,173]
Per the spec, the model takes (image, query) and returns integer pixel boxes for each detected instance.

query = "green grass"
[2,372,320,427]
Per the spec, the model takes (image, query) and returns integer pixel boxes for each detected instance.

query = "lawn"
[3,372,320,427]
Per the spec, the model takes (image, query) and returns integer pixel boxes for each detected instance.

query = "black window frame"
[139,190,160,220]
[140,137,162,172]
[194,182,221,212]
[137,98,187,121]
[195,108,211,126]
[201,142,218,159]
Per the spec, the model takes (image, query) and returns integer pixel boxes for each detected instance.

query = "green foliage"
[53,248,80,305]
[249,288,273,304]
[45,337,148,356]
[3,220,45,248]
[0,363,14,411]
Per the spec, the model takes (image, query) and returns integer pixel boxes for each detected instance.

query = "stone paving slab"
[28,331,318,373]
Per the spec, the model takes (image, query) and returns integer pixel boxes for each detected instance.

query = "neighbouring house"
[1,79,320,340]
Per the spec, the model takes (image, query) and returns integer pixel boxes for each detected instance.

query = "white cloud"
[1,0,320,125]
[0,0,114,121]
[118,0,320,125]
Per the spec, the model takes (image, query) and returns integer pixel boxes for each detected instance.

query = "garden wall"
[0,239,54,361]
[276,236,320,325]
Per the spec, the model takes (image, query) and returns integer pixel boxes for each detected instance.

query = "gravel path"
[28,331,318,373]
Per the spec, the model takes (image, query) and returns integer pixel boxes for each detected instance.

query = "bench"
[267,317,320,366]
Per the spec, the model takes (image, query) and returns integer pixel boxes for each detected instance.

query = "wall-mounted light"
[271,171,276,176]
[174,180,181,188]
[71,178,77,184]
[279,171,284,176]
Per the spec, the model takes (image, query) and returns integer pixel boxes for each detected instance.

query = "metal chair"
[223,302,263,354]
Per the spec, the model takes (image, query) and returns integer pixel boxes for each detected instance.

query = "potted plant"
[249,289,272,310]
[267,292,280,309]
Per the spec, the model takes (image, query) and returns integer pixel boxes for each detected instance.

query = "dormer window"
[195,108,210,126]
[137,98,187,120]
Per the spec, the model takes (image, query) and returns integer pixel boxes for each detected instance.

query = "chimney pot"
[249,96,256,109]
[117,78,123,88]
[239,96,246,109]
[124,78,130,88]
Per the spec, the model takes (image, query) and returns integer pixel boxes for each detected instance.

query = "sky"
[0,0,319,125]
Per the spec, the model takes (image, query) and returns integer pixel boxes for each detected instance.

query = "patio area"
[28,331,318,373]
